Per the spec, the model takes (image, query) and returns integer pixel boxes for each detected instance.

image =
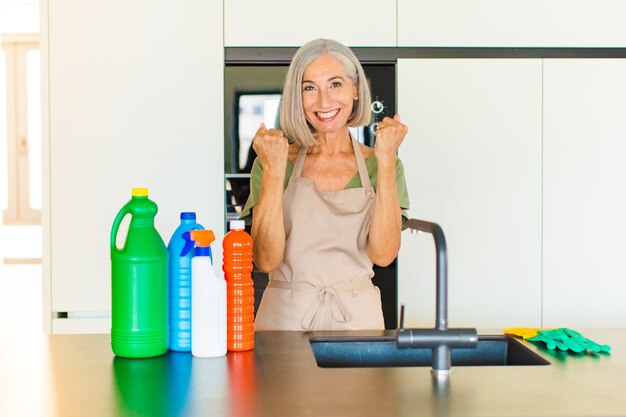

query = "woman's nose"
[317,89,331,107]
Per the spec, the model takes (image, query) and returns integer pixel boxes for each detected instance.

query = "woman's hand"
[252,123,289,175]
[374,114,408,162]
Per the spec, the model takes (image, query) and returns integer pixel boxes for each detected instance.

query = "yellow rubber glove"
[503,327,545,339]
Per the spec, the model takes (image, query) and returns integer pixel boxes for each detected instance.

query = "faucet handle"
[399,304,405,330]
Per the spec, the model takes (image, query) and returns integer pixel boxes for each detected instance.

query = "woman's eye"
[330,81,342,88]
[303,85,316,92]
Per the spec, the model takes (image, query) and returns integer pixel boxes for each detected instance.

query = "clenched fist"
[374,114,408,162]
[252,123,289,174]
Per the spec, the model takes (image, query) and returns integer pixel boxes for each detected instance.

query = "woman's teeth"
[316,109,339,120]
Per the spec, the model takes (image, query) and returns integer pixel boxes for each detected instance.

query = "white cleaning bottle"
[188,229,226,357]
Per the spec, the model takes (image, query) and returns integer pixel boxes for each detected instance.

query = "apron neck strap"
[351,137,372,189]
[289,135,372,189]
[290,145,309,184]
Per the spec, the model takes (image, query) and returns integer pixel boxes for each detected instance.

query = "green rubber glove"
[527,328,611,353]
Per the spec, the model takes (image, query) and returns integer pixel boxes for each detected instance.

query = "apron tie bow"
[267,279,374,331]
[301,285,351,331]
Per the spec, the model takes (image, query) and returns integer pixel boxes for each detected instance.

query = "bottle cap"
[190,230,216,247]
[181,212,196,220]
[230,220,245,230]
[132,188,149,197]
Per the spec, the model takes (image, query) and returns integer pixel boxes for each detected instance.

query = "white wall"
[397,59,543,328]
[542,59,626,328]
[224,0,396,47]
[43,0,224,333]
[398,0,626,47]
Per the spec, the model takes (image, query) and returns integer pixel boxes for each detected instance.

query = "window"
[1,34,40,225]
[235,92,281,173]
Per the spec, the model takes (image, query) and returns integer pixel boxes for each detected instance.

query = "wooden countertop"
[1,329,625,416]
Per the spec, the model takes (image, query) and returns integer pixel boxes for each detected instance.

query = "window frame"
[2,33,40,225]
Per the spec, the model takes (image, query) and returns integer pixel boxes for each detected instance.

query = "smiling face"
[301,54,358,136]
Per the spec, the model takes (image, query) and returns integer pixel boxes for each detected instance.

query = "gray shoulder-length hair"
[279,38,372,147]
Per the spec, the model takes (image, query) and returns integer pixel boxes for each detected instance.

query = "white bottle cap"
[230,220,245,230]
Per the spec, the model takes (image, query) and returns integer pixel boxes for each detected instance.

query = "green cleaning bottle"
[110,188,168,358]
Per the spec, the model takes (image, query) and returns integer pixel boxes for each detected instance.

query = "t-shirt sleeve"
[238,158,263,223]
[395,158,411,231]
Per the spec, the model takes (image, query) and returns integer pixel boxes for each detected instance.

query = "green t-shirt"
[240,155,411,230]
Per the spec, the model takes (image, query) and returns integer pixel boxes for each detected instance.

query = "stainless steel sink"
[310,335,550,367]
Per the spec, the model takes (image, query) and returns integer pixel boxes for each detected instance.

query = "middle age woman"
[240,38,410,331]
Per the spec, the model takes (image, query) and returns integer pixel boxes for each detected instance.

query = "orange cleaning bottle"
[223,220,255,351]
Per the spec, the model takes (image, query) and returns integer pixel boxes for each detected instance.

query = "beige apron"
[255,137,385,331]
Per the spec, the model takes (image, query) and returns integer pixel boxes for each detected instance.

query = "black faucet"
[396,219,478,379]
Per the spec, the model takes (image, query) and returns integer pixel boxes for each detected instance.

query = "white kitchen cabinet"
[42,0,224,333]
[543,59,626,327]
[397,59,543,328]
[224,0,396,47]
[398,0,626,47]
